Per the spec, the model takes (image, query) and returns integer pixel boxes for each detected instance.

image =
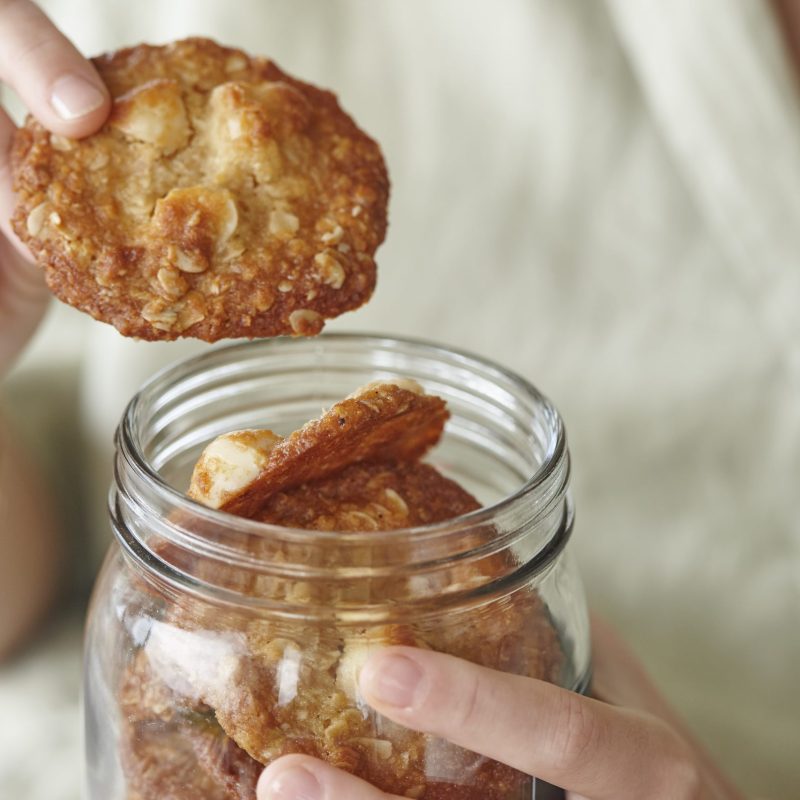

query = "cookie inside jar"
[118,379,565,800]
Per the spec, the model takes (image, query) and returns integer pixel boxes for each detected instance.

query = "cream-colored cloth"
[3,1,799,797]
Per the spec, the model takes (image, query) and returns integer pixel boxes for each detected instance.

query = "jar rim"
[116,332,569,550]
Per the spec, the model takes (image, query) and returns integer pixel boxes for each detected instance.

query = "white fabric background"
[2,1,799,797]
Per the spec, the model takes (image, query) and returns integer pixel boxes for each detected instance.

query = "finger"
[0,104,48,374]
[257,754,405,800]
[589,614,745,800]
[0,103,19,240]
[360,647,700,800]
[588,613,681,723]
[0,233,49,376]
[0,0,109,137]
[0,103,34,257]
[0,108,43,268]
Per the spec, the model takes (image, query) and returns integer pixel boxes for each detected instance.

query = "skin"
[0,0,110,373]
[0,0,110,656]
[0,415,60,659]
[773,0,800,77]
[257,617,745,800]
[0,0,788,793]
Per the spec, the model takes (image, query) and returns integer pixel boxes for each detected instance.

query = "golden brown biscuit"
[121,720,252,800]
[119,650,187,726]
[121,725,226,800]
[189,381,449,518]
[188,727,263,800]
[11,38,388,340]
[253,459,479,531]
[119,648,261,800]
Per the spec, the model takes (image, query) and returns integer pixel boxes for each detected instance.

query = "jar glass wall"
[84,334,591,800]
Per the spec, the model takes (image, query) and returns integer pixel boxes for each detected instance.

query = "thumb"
[0,0,110,137]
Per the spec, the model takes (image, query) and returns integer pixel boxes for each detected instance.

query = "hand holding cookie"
[11,38,389,341]
[0,0,110,373]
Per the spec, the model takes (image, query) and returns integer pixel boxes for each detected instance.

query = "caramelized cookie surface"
[11,38,388,340]
[189,381,449,518]
[254,459,478,531]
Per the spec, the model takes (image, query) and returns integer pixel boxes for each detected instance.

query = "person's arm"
[257,615,745,800]
[0,0,110,655]
[773,0,800,77]
[0,413,59,658]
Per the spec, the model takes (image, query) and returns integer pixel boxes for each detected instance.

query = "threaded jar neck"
[110,334,572,621]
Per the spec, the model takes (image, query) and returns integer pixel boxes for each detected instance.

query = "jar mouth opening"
[117,333,569,550]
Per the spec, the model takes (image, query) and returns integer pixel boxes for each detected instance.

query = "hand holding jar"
[85,337,747,800]
[259,615,745,800]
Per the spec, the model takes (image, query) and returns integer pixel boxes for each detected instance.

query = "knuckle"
[12,33,62,71]
[547,693,601,772]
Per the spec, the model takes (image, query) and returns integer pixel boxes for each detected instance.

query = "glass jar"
[84,334,590,800]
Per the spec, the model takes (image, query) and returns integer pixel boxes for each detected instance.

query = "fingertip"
[258,754,400,800]
[0,0,111,138]
[47,71,110,137]
[257,756,323,800]
[359,647,428,714]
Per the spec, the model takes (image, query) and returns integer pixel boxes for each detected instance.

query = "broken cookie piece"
[188,429,282,511]
[188,380,449,519]
[119,649,260,800]
[11,37,388,341]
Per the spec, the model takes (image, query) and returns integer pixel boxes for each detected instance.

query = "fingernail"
[50,74,106,120]
[263,766,322,800]
[361,653,423,709]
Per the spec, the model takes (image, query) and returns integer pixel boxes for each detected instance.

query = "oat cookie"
[188,380,449,518]
[119,647,261,800]
[121,723,231,800]
[252,459,478,531]
[11,38,388,340]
